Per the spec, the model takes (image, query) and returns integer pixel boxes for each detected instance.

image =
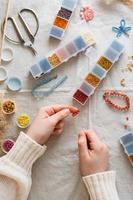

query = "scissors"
[3,8,39,55]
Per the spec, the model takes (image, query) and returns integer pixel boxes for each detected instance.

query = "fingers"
[40,105,80,117]
[50,109,70,125]
[52,105,79,116]
[53,121,65,135]
[55,120,64,129]
[84,129,103,151]
[78,131,89,160]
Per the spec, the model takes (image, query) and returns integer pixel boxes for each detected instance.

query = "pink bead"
[1,139,15,154]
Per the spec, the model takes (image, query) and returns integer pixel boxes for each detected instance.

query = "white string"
[88,97,93,129]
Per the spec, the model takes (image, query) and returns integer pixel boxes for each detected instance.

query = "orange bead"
[54,16,68,29]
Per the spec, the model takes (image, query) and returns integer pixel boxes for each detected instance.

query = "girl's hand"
[27,105,79,145]
[78,130,109,176]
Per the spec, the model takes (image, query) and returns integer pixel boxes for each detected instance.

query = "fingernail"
[72,110,80,117]
[64,109,70,115]
[79,135,84,143]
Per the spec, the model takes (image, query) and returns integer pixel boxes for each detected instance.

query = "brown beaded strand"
[103,90,130,112]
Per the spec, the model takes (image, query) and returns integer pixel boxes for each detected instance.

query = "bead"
[103,90,130,112]
[97,56,113,71]
[73,89,89,105]
[54,16,68,29]
[48,54,61,68]
[1,139,15,154]
[85,73,100,88]
[2,100,16,115]
[57,7,72,20]
[17,114,30,128]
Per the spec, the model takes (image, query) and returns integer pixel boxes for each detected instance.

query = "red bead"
[73,89,89,105]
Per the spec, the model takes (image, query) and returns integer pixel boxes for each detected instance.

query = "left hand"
[27,105,79,145]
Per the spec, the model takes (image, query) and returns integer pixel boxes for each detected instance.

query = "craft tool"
[0,0,11,67]
[6,77,22,91]
[50,0,78,40]
[4,8,39,55]
[2,99,16,115]
[16,114,30,129]
[112,19,132,38]
[32,75,68,97]
[73,39,125,105]
[1,47,14,63]
[120,132,133,166]
[30,32,95,79]
[0,67,8,82]
[1,138,15,154]
[103,90,130,112]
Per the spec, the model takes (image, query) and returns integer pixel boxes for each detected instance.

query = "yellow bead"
[17,114,30,127]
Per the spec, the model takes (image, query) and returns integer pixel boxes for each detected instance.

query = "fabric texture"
[0,0,133,200]
[0,132,46,200]
[83,171,119,200]
[0,132,119,200]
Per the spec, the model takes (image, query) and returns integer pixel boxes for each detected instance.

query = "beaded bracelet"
[103,90,130,111]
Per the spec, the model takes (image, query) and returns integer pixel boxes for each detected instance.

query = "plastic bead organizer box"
[120,132,133,166]
[50,0,78,40]
[30,32,95,79]
[73,39,125,105]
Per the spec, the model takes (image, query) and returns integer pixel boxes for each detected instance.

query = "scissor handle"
[3,8,39,45]
[18,8,39,43]
[7,17,25,44]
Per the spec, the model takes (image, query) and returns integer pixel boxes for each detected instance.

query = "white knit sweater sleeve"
[0,132,46,200]
[83,171,119,200]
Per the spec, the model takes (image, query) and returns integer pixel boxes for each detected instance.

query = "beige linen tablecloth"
[0,0,133,199]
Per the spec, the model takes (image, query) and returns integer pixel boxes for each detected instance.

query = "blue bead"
[80,81,94,96]
[50,26,64,39]
[104,47,119,63]
[39,59,52,73]
[92,64,106,78]
[111,40,124,54]
[73,36,87,50]
[120,133,133,146]
[30,64,42,78]
[62,0,77,11]
[125,143,133,155]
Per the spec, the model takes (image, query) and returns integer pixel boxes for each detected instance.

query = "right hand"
[78,130,109,176]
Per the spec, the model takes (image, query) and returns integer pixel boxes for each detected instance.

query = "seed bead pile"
[17,114,30,128]
[2,100,16,114]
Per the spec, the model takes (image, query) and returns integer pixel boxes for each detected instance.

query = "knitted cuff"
[83,171,119,200]
[6,132,47,172]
